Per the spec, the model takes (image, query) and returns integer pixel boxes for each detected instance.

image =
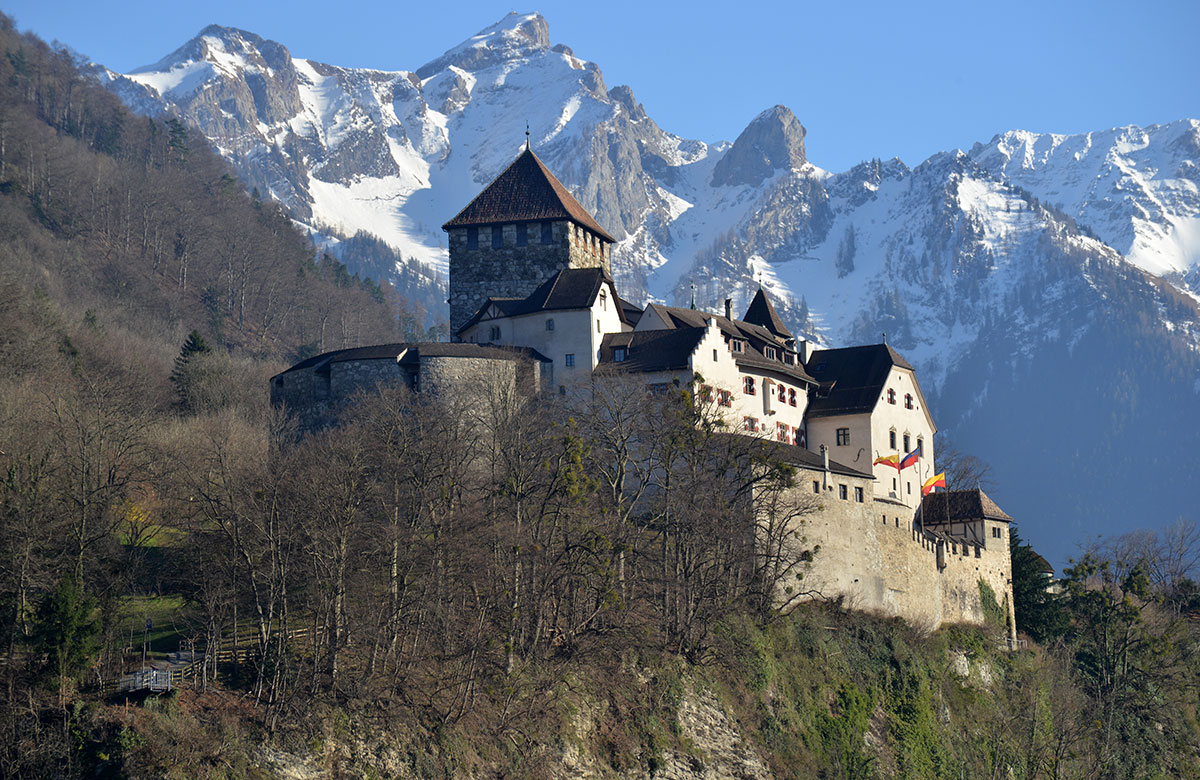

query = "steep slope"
[94,14,1200,565]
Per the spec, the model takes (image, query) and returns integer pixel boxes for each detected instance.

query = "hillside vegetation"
[0,16,1198,780]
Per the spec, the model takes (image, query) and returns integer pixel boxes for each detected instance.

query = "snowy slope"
[94,14,1200,566]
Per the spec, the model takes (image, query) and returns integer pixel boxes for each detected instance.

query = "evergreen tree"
[32,578,100,698]
[1009,526,1066,642]
[170,330,211,411]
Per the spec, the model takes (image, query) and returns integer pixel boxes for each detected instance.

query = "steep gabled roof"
[441,148,616,242]
[742,288,793,340]
[804,344,914,417]
[920,489,1014,525]
[455,268,629,335]
[598,328,706,374]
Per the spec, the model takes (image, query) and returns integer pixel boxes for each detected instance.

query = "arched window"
[904,393,914,409]
[887,389,896,404]
[889,430,897,449]
[743,376,756,395]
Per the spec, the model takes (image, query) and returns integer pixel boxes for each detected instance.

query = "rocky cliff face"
[95,14,1200,563]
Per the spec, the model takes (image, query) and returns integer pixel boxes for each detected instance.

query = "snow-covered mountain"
[94,13,1200,566]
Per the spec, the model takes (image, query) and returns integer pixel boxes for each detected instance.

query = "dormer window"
[466,227,478,249]
[731,340,744,354]
[887,389,896,405]
[905,393,914,410]
[764,346,777,360]
[613,347,627,362]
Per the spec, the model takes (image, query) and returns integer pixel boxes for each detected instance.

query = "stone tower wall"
[448,220,612,333]
[785,469,1016,634]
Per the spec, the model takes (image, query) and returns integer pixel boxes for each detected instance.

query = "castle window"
[764,346,777,360]
[992,527,1002,538]
[882,514,887,525]
[839,484,848,500]
[546,318,554,331]
[887,388,896,405]
[906,482,912,495]
[731,340,744,353]
[743,416,759,432]
[889,430,897,449]
[596,319,601,333]
[489,326,501,341]
[815,482,822,495]
[917,437,923,455]
[467,226,478,249]
[698,384,712,401]
[713,349,719,362]
[541,221,553,244]
[491,226,503,248]
[516,223,528,246]
[743,377,756,395]
[719,390,732,407]
[613,347,627,362]
[788,388,797,407]
[905,393,914,409]
[975,547,981,558]
[903,434,911,452]
[599,290,607,310]
[565,353,576,367]
[836,428,850,446]
[777,422,788,442]
[855,487,864,503]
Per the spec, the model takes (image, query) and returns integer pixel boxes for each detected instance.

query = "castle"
[271,147,1017,639]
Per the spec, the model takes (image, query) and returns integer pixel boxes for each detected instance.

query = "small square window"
[565,353,575,368]
[489,325,500,340]
[613,347,627,362]
[836,428,850,446]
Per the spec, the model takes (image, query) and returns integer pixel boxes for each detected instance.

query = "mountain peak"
[710,104,807,188]
[416,12,550,79]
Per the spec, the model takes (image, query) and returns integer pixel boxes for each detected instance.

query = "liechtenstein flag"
[899,447,920,470]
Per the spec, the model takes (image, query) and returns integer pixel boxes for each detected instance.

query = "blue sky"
[7,0,1198,172]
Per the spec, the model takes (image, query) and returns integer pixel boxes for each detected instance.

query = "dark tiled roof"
[598,328,706,373]
[442,148,616,242]
[642,304,815,384]
[617,295,644,327]
[277,342,550,375]
[754,438,875,479]
[804,343,914,417]
[920,489,1014,525]
[455,269,628,335]
[742,288,793,340]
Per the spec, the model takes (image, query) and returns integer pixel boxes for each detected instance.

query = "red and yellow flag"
[921,472,946,496]
[873,453,900,470]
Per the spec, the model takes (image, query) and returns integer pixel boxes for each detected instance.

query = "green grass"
[117,595,195,656]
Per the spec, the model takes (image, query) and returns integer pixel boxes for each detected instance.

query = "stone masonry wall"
[786,467,1015,633]
[448,220,611,333]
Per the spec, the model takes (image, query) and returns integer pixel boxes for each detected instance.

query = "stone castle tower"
[442,147,615,335]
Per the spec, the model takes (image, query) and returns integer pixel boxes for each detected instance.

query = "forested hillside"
[1,16,1199,780]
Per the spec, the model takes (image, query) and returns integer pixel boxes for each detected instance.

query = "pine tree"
[170,330,211,411]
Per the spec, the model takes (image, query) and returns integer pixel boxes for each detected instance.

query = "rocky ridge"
[94,13,1200,564]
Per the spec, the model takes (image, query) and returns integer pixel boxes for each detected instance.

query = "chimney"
[798,339,813,363]
[724,298,732,320]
